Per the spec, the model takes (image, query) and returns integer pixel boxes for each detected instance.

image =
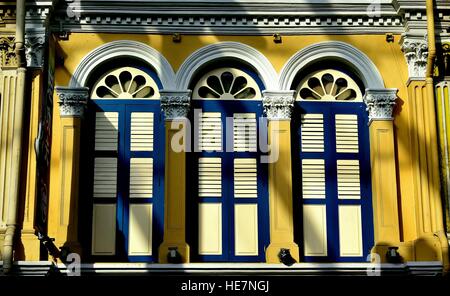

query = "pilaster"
[262,90,300,264]
[158,90,191,263]
[364,89,401,256]
[51,87,88,259]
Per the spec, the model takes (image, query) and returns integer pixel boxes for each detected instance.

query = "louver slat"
[337,159,361,199]
[301,114,324,152]
[233,113,257,152]
[95,112,119,151]
[130,112,154,151]
[301,159,326,199]
[198,157,222,197]
[93,157,117,198]
[234,158,257,198]
[129,158,153,198]
[335,114,359,153]
[199,112,222,151]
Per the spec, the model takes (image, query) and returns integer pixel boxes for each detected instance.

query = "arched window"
[188,66,269,262]
[292,67,374,262]
[81,64,165,262]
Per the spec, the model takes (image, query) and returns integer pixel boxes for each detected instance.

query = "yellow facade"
[35,32,442,266]
[2,0,450,276]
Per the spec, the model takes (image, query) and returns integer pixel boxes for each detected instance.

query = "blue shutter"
[296,101,374,262]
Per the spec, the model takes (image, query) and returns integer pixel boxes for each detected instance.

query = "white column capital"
[400,35,428,79]
[363,88,398,123]
[262,90,295,120]
[56,87,89,118]
[25,33,46,69]
[160,90,192,120]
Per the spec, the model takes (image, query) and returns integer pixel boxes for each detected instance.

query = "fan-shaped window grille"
[296,69,363,102]
[193,67,261,100]
[92,67,159,99]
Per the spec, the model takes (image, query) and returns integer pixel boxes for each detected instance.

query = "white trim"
[1,261,443,276]
[175,42,278,90]
[69,40,176,89]
[279,41,385,90]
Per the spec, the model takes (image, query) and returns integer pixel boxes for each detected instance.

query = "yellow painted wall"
[54,34,408,88]
[50,33,413,259]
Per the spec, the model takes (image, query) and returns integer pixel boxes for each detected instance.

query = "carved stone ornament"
[25,34,46,69]
[363,89,398,122]
[401,36,428,79]
[56,87,89,117]
[0,37,18,68]
[262,90,295,120]
[160,90,192,120]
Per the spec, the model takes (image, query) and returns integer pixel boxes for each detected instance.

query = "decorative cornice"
[401,36,428,79]
[50,1,409,35]
[262,90,295,120]
[56,87,89,117]
[25,34,46,69]
[160,90,192,120]
[52,15,405,35]
[393,1,450,35]
[0,6,16,25]
[0,37,17,68]
[363,88,398,122]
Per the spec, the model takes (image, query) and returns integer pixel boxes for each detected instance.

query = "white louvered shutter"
[233,113,257,152]
[234,158,258,198]
[130,112,154,151]
[198,157,222,197]
[301,159,326,199]
[95,112,119,151]
[335,115,363,257]
[129,158,153,198]
[335,114,359,153]
[301,114,324,152]
[199,112,222,152]
[93,158,118,199]
[198,157,223,255]
[92,111,119,256]
[337,160,361,200]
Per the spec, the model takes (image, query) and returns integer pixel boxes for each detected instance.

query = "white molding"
[400,35,428,79]
[69,40,176,89]
[160,90,192,120]
[175,42,278,90]
[1,261,443,276]
[25,33,46,69]
[363,88,398,122]
[279,41,385,90]
[262,90,295,120]
[49,1,449,36]
[56,86,89,117]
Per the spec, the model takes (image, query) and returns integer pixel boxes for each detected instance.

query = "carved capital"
[262,90,295,120]
[25,34,46,69]
[0,37,18,68]
[160,90,192,120]
[363,89,398,122]
[56,87,89,118]
[401,36,428,79]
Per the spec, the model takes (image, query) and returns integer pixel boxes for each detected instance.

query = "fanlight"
[296,69,363,102]
[193,67,261,100]
[92,67,159,99]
